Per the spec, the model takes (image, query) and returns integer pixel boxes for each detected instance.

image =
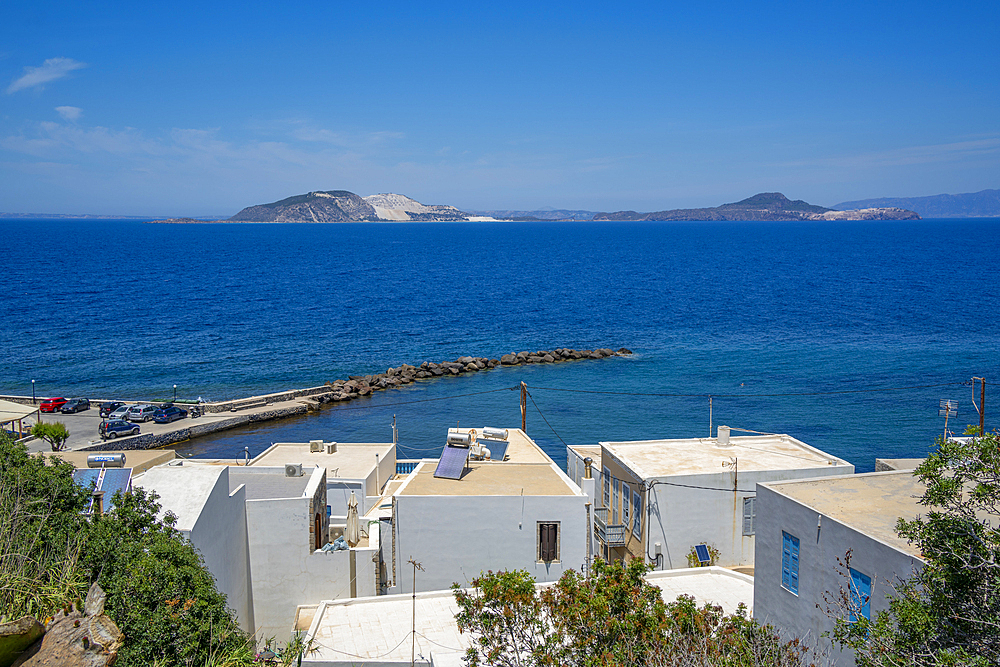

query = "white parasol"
[345,491,360,547]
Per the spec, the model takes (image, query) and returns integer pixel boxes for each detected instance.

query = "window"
[632,490,642,538]
[849,568,872,621]
[622,483,631,528]
[538,522,560,562]
[781,532,800,594]
[612,477,620,524]
[742,497,756,536]
[603,467,611,509]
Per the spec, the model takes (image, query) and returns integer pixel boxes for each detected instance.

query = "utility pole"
[709,396,713,436]
[520,382,527,432]
[973,377,986,435]
[408,558,424,667]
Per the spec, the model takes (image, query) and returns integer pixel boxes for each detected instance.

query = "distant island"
[834,188,1000,218]
[593,193,920,221]
[146,190,921,224]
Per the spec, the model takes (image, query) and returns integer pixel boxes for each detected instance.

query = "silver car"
[127,404,158,423]
[109,405,131,421]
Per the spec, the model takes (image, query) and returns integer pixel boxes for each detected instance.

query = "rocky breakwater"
[310,347,632,406]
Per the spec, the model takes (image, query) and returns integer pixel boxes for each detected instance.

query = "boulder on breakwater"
[306,347,632,407]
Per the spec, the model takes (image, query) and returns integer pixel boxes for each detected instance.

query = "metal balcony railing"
[593,507,627,547]
[396,460,420,475]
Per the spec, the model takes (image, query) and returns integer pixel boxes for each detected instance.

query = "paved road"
[25,406,232,454]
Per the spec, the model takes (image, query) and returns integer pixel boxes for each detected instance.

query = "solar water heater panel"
[99,468,133,507]
[72,469,101,491]
[434,444,468,480]
[695,544,711,565]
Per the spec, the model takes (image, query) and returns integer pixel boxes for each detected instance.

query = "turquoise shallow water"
[2,218,998,471]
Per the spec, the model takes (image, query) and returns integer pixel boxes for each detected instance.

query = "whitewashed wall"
[754,483,923,667]
[647,465,854,570]
[189,479,255,633]
[392,493,589,594]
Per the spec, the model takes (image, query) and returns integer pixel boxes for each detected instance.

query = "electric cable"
[525,389,569,446]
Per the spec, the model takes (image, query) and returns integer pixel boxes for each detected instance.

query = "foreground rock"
[12,583,122,667]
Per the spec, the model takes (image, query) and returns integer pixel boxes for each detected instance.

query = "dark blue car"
[153,406,188,423]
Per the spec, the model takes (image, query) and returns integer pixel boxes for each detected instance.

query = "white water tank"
[717,425,731,446]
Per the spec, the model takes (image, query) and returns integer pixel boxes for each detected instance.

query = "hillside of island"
[593,192,920,221]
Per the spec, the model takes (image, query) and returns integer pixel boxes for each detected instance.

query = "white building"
[573,427,854,569]
[386,428,592,595]
[134,440,394,641]
[134,465,255,633]
[754,471,925,667]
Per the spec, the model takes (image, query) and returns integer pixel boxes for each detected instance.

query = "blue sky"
[1,1,997,216]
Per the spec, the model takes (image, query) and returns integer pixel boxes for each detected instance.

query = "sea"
[3,218,999,472]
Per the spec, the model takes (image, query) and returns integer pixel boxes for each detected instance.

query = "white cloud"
[779,136,1000,170]
[7,58,87,94]
[55,106,82,121]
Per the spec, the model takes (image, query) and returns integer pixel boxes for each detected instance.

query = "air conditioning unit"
[285,463,303,477]
[326,442,338,454]
[309,440,323,453]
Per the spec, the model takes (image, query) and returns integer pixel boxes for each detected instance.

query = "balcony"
[594,507,627,547]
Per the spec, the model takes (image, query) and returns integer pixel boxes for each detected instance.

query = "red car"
[40,397,68,413]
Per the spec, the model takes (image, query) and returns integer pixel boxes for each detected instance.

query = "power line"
[525,389,568,447]
[527,380,970,399]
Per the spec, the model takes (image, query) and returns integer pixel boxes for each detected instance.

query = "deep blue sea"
[3,218,999,471]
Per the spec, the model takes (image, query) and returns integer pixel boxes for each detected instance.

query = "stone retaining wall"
[79,404,309,452]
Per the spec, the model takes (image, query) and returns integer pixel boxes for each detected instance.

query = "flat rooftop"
[251,442,393,480]
[646,567,754,615]
[761,471,925,557]
[43,449,175,476]
[302,567,753,664]
[134,465,226,531]
[602,434,850,478]
[398,461,577,496]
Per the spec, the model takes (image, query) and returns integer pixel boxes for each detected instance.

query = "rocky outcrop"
[11,583,122,667]
[230,191,378,222]
[594,192,920,221]
[363,193,468,221]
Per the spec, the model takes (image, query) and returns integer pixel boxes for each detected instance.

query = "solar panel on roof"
[486,439,510,461]
[694,544,711,565]
[98,468,132,509]
[72,469,101,491]
[434,444,468,480]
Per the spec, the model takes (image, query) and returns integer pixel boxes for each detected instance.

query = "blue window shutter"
[849,568,872,621]
[782,532,800,594]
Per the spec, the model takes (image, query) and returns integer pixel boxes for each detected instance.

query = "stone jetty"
[53,346,629,452]
[299,347,632,407]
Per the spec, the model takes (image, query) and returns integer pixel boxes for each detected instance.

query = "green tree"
[79,485,253,667]
[454,559,814,667]
[30,421,70,451]
[0,431,89,620]
[831,431,1000,666]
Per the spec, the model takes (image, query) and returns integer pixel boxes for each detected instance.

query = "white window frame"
[632,489,642,539]
[611,476,620,524]
[622,482,631,529]
[603,466,611,509]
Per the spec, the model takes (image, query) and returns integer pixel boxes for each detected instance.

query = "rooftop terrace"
[602,433,851,478]
[762,470,926,557]
[251,441,393,480]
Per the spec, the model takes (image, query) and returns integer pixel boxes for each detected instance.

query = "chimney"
[583,457,593,479]
[717,425,731,446]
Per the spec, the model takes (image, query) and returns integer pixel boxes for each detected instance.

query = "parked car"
[127,405,159,423]
[99,401,125,418]
[60,398,91,414]
[109,405,131,421]
[39,397,68,413]
[152,406,188,423]
[99,419,140,440]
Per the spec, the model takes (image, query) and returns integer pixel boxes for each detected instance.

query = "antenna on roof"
[939,399,958,439]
